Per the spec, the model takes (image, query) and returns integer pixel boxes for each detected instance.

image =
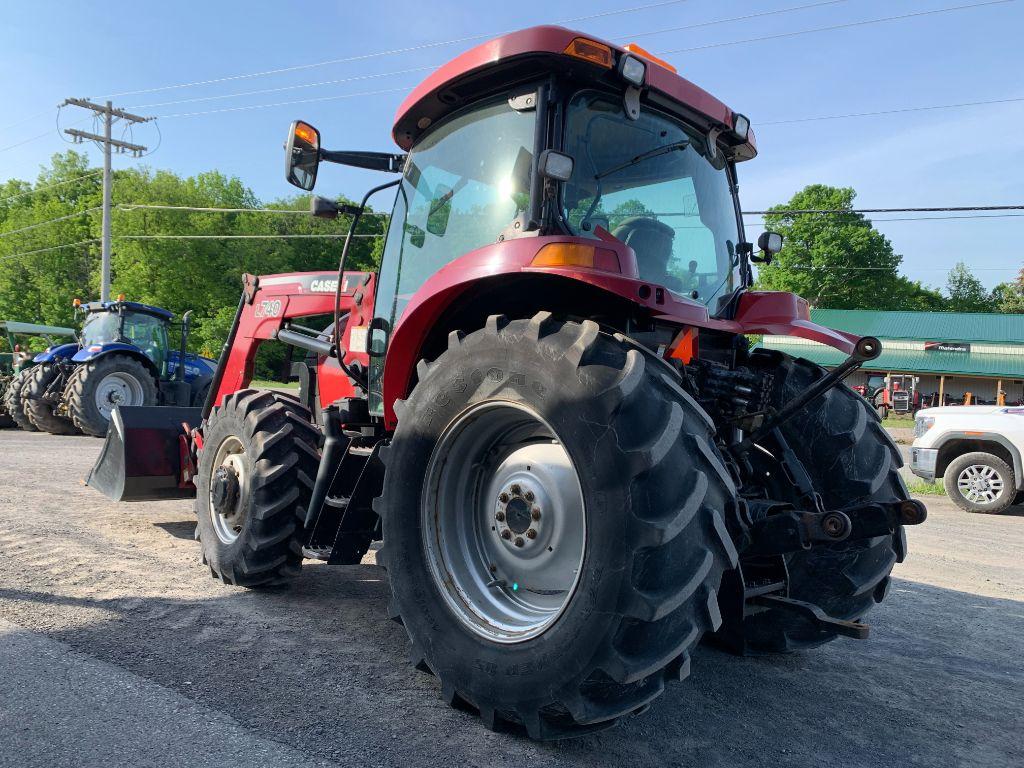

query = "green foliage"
[992,267,1024,313]
[944,262,995,312]
[0,151,388,378]
[756,185,936,310]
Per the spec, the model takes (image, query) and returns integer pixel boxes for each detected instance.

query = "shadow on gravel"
[153,520,198,540]
[0,575,1020,768]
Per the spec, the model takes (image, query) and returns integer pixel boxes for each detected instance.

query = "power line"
[627,0,848,41]
[100,0,695,99]
[131,1,846,112]
[745,206,1024,214]
[660,0,1016,55]
[113,233,377,240]
[154,86,412,119]
[759,95,1024,125]
[0,170,104,205]
[0,238,98,263]
[0,207,102,239]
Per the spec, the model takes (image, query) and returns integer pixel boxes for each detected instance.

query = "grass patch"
[908,480,946,496]
[883,416,916,427]
[250,379,298,389]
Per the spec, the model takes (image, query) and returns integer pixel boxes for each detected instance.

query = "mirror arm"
[319,149,405,174]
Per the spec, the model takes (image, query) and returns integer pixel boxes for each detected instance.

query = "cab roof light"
[623,43,677,74]
[530,243,620,272]
[563,38,613,68]
[618,54,646,87]
[116,293,126,302]
[732,113,750,142]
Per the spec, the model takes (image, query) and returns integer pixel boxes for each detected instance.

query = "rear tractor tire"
[4,368,38,432]
[24,364,78,435]
[194,389,320,587]
[65,354,159,437]
[723,350,909,653]
[377,314,739,739]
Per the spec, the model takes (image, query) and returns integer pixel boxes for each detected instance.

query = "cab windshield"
[80,312,120,346]
[561,91,742,310]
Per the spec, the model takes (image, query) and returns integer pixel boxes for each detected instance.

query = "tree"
[945,262,995,312]
[992,267,1024,313]
[755,185,934,310]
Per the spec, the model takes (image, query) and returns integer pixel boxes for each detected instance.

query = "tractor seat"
[612,217,683,292]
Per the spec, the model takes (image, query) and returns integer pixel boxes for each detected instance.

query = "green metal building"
[762,309,1024,405]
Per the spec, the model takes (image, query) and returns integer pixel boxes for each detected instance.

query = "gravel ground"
[0,428,1021,768]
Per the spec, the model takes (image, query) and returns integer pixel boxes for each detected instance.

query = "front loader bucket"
[86,406,202,502]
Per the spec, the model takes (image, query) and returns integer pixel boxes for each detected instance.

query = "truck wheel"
[65,354,159,437]
[194,389,320,587]
[5,368,37,432]
[24,364,78,435]
[732,350,908,653]
[944,452,1015,514]
[376,314,739,739]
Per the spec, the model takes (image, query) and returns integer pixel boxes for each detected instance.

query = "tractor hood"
[392,25,756,159]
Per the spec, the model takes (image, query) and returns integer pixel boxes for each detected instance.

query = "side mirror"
[285,120,321,190]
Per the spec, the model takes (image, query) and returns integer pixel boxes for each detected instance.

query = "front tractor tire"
[24,364,78,435]
[194,390,320,587]
[65,354,158,437]
[377,314,739,739]
[728,350,909,653]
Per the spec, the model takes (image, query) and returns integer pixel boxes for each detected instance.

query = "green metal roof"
[763,343,1024,379]
[0,321,76,336]
[808,309,1023,345]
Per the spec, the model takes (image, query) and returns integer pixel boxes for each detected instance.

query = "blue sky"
[2,0,1021,290]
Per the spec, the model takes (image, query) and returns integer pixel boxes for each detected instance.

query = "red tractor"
[89,27,924,739]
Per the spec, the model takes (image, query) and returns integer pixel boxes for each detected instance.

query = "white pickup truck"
[911,405,1024,513]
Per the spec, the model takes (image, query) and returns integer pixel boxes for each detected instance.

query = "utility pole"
[61,98,152,302]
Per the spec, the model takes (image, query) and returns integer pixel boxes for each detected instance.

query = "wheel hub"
[422,401,586,644]
[210,465,240,516]
[958,464,1003,504]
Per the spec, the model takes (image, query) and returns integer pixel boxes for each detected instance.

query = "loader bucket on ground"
[86,406,201,502]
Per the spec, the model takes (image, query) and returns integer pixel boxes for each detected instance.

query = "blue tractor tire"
[65,354,158,437]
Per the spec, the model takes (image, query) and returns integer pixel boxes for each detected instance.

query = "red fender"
[380,236,858,428]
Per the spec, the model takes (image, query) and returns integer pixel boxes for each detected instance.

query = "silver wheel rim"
[94,371,145,419]
[209,435,249,544]
[957,464,1005,505]
[422,401,586,644]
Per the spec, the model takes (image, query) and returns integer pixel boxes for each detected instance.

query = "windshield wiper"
[581,140,689,229]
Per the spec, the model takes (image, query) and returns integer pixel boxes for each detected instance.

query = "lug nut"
[510,484,521,496]
[531,507,541,521]
[499,492,510,503]
[526,529,537,539]
[514,537,525,547]
[524,490,535,502]
[495,511,506,522]
[501,530,512,540]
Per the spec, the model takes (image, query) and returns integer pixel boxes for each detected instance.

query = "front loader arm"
[209,271,375,411]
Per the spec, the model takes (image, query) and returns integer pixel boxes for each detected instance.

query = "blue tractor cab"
[23,298,216,437]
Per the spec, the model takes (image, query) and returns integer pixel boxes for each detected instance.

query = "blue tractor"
[22,299,216,437]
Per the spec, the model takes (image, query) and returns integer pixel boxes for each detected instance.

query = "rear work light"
[530,243,619,272]
[563,38,613,68]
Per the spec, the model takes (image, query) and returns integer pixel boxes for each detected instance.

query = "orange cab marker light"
[668,327,698,364]
[531,243,620,272]
[563,38,614,68]
[116,293,126,302]
[72,298,81,307]
[624,43,677,74]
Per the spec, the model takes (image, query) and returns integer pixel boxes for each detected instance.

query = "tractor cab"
[77,300,173,375]
[285,27,771,418]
